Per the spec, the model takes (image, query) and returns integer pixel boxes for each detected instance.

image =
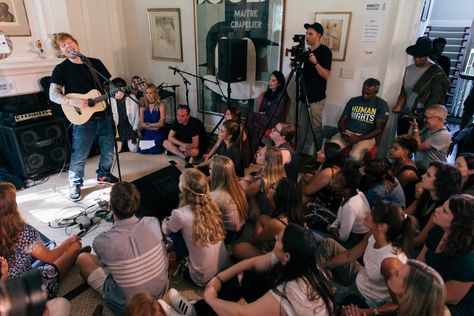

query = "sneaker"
[97,174,119,184]
[69,185,81,202]
[157,299,181,316]
[168,288,196,316]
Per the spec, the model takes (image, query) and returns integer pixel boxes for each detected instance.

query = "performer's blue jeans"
[68,116,115,187]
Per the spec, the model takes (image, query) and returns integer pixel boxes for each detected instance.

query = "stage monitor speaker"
[133,165,181,220]
[0,118,69,178]
[218,39,247,83]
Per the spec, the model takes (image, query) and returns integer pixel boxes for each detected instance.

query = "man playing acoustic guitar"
[49,32,118,202]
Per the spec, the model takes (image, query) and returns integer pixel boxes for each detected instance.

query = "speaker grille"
[0,119,69,178]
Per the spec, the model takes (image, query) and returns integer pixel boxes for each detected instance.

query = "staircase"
[424,25,471,121]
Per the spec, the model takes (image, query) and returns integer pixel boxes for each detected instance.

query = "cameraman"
[297,22,332,156]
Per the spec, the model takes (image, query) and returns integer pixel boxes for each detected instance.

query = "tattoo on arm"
[49,83,69,105]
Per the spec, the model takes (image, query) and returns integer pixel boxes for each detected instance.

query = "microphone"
[68,49,86,58]
[168,65,178,75]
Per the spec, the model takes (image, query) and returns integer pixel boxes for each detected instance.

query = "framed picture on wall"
[147,8,183,61]
[0,0,31,36]
[314,12,352,61]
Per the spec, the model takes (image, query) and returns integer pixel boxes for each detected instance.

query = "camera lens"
[0,271,47,316]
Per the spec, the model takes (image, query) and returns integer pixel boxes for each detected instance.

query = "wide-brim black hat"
[406,36,432,57]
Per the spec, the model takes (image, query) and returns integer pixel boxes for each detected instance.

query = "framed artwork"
[0,0,31,36]
[147,8,183,61]
[194,0,285,116]
[314,12,351,61]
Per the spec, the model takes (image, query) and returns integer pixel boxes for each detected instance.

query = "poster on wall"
[0,0,31,36]
[314,12,351,61]
[195,0,285,116]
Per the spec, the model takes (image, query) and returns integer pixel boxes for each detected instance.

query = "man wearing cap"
[297,22,332,156]
[393,36,450,135]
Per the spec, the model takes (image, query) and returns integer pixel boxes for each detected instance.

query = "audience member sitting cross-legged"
[233,178,305,261]
[166,223,335,316]
[240,146,286,220]
[76,182,169,314]
[138,83,167,154]
[316,201,415,314]
[209,155,248,245]
[162,168,228,287]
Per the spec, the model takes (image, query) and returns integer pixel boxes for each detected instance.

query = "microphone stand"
[169,67,219,134]
[77,55,123,182]
[175,70,191,106]
[161,84,180,119]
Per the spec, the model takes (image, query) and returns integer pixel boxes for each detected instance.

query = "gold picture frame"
[314,12,352,61]
[147,8,183,61]
[0,0,31,36]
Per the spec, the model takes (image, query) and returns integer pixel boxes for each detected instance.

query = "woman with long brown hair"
[417,195,474,316]
[210,155,248,244]
[162,169,228,287]
[0,182,82,299]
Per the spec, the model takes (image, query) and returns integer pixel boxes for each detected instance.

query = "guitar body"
[62,89,107,125]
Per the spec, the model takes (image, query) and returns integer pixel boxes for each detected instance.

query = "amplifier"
[2,109,53,126]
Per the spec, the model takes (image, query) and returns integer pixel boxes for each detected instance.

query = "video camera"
[287,34,309,64]
[0,271,47,316]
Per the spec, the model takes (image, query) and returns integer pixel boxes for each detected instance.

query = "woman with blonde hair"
[162,168,228,287]
[210,155,248,244]
[240,146,286,218]
[344,259,448,316]
[139,83,167,154]
[0,182,82,299]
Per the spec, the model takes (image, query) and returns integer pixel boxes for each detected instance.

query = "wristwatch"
[146,123,150,128]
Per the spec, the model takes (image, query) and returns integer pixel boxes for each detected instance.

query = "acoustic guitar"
[62,78,145,125]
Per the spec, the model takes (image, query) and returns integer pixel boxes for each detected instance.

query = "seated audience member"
[163,104,206,160]
[269,122,299,183]
[240,146,286,219]
[300,141,345,208]
[407,161,461,248]
[138,83,167,154]
[417,195,474,316]
[199,120,244,177]
[233,179,305,261]
[162,168,228,287]
[210,155,248,244]
[450,122,474,156]
[411,104,451,171]
[330,78,389,162]
[76,182,168,314]
[130,75,145,101]
[0,183,82,300]
[123,293,168,316]
[455,153,474,195]
[430,37,451,78]
[343,259,449,316]
[109,77,140,153]
[393,37,450,135]
[246,70,289,153]
[360,159,406,208]
[460,86,474,130]
[327,169,371,248]
[166,224,335,316]
[389,134,421,206]
[317,202,415,314]
[204,107,251,168]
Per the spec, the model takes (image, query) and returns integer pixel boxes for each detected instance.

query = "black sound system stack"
[0,92,69,179]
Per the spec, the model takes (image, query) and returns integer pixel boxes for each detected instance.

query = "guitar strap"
[83,58,105,93]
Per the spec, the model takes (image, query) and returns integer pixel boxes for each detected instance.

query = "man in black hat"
[393,36,450,135]
[296,22,332,156]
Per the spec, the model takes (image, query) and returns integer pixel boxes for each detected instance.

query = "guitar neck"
[90,86,132,105]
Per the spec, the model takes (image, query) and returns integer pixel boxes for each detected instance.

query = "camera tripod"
[254,57,318,155]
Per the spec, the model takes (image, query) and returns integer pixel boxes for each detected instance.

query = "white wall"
[430,0,474,26]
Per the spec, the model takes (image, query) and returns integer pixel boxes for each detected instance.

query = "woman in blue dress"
[139,83,167,154]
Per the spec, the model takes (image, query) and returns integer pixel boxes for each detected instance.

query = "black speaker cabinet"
[218,39,247,83]
[133,165,181,220]
[0,119,69,178]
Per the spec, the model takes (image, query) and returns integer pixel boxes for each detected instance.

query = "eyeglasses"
[272,127,282,134]
[424,115,441,120]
